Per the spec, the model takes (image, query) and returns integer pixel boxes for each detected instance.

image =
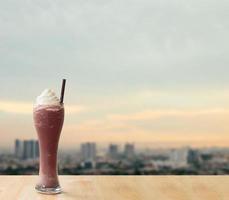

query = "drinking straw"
[60,79,66,104]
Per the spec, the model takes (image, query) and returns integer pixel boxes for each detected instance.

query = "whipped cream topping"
[36,89,60,106]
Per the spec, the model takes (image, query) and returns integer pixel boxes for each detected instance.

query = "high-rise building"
[29,140,39,159]
[108,144,119,159]
[31,140,35,159]
[80,142,96,161]
[169,147,189,168]
[35,140,39,158]
[15,139,39,160]
[23,140,31,159]
[187,149,202,167]
[15,139,23,158]
[124,143,135,158]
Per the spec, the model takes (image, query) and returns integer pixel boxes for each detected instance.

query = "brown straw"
[60,79,66,104]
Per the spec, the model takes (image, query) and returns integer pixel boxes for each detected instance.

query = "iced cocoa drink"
[33,88,65,194]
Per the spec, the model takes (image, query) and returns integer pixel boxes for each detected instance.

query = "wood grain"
[0,176,228,200]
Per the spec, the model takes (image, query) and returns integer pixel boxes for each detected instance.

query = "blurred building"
[169,147,189,168]
[35,140,39,158]
[80,143,96,162]
[27,140,39,159]
[108,144,119,159]
[124,143,135,158]
[15,139,23,159]
[15,139,39,160]
[187,149,202,166]
[23,140,31,159]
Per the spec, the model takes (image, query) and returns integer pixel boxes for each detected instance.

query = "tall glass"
[33,104,64,194]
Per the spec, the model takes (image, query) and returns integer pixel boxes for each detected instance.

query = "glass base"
[35,184,62,195]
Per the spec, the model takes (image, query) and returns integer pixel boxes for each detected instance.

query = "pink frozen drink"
[33,88,65,194]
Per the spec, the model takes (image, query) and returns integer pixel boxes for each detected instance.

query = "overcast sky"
[0,0,229,150]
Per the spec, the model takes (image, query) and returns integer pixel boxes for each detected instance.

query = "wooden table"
[0,176,228,200]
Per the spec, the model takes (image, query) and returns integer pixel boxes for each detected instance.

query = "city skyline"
[4,138,229,154]
[2,139,228,175]
[0,0,229,149]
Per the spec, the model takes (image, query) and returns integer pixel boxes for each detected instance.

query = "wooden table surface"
[0,176,228,200]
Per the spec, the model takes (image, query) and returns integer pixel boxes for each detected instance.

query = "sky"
[0,0,229,150]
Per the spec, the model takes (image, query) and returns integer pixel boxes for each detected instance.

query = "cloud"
[66,119,134,134]
[65,105,87,114]
[0,101,32,114]
[107,108,229,121]
[61,106,229,146]
[0,0,229,89]
[0,100,87,115]
[63,119,229,147]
